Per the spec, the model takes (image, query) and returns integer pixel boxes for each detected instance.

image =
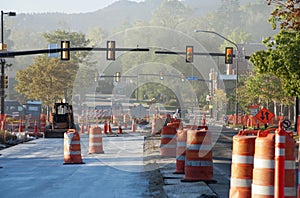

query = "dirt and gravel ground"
[143,131,219,198]
[143,133,168,198]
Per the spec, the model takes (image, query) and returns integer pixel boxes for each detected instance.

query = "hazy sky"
[1,0,145,14]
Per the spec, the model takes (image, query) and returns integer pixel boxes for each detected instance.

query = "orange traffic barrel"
[229,134,256,198]
[160,126,177,157]
[63,129,84,164]
[174,129,187,174]
[252,131,296,197]
[89,126,104,154]
[182,129,214,182]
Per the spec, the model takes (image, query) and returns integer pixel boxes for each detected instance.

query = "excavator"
[45,100,76,138]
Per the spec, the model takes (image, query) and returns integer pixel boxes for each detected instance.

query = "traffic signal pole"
[194,30,240,125]
[0,59,4,115]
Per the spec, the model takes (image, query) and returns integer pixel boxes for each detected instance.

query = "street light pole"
[194,30,239,125]
[1,10,16,115]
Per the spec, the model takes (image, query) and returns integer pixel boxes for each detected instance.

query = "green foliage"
[250,30,300,97]
[0,130,17,145]
[15,56,78,107]
[268,0,300,31]
[150,0,191,28]
[43,30,90,63]
[237,71,293,112]
[15,30,92,107]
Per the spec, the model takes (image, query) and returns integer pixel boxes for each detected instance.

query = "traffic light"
[114,72,121,82]
[159,71,164,80]
[225,47,233,64]
[107,41,116,60]
[61,41,70,60]
[0,43,7,51]
[186,46,194,63]
[3,75,8,89]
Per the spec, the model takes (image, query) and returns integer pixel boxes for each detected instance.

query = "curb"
[144,134,218,198]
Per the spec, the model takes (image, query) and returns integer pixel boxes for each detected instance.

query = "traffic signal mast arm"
[1,48,253,59]
[0,47,150,58]
[154,50,249,59]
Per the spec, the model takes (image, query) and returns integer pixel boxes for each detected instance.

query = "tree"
[43,30,90,63]
[250,29,300,97]
[150,0,191,28]
[237,71,293,115]
[267,0,300,31]
[88,26,107,47]
[15,30,92,108]
[15,57,78,107]
[250,1,300,97]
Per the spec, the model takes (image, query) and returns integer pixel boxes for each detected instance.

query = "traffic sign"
[282,119,291,129]
[187,76,198,81]
[255,107,274,124]
[48,44,58,58]
[249,105,259,116]
[131,104,147,119]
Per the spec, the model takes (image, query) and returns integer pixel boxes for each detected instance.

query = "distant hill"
[11,0,162,33]
[9,0,255,33]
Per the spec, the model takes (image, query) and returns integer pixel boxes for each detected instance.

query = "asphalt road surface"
[208,126,238,197]
[0,133,151,198]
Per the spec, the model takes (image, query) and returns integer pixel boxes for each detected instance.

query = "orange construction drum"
[229,133,256,198]
[251,130,296,198]
[182,129,214,182]
[174,129,187,174]
[63,129,84,164]
[160,126,177,157]
[89,126,104,154]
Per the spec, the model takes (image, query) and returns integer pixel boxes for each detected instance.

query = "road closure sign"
[131,104,148,119]
[255,107,274,124]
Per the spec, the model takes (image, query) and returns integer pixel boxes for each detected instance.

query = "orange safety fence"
[227,114,285,128]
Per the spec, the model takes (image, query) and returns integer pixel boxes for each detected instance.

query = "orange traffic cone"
[131,120,136,132]
[118,125,122,134]
[18,119,23,132]
[201,114,206,126]
[34,120,38,135]
[104,121,108,134]
[108,121,112,133]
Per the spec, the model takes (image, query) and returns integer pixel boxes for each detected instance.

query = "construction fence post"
[275,122,285,198]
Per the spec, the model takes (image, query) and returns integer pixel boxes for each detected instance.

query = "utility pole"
[194,30,240,125]
[1,10,16,115]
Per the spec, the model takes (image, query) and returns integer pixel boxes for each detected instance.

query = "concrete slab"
[164,178,182,185]
[163,182,217,198]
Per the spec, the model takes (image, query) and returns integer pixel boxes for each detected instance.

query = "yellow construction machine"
[45,101,76,138]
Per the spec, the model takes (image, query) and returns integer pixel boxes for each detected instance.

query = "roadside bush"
[0,130,17,145]
[167,99,177,107]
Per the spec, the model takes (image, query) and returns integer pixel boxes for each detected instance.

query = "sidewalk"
[144,134,220,198]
